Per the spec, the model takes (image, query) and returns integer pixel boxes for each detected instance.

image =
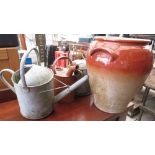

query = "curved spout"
[54,75,89,103]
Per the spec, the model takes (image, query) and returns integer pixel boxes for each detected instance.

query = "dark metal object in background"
[138,86,150,121]
[129,34,155,40]
[151,40,155,50]
[93,34,106,36]
[35,34,47,65]
[47,45,58,67]
[127,103,140,118]
[0,34,19,48]
[129,34,155,49]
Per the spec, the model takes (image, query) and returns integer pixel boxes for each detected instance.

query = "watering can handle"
[0,69,16,93]
[20,48,41,88]
[52,56,73,74]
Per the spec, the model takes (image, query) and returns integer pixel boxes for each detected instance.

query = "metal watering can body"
[0,48,88,119]
[13,70,54,119]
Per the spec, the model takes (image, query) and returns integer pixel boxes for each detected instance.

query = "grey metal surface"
[20,48,41,88]
[54,75,89,103]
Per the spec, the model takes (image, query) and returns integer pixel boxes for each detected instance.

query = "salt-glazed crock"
[87,37,153,113]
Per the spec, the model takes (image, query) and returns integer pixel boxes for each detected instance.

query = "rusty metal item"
[52,56,77,104]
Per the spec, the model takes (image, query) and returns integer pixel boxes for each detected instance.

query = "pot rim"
[94,37,151,44]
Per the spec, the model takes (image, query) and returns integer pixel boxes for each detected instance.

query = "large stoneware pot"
[87,37,153,113]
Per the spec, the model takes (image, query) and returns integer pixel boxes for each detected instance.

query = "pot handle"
[52,56,73,74]
[90,47,115,62]
[0,69,16,93]
[20,48,41,88]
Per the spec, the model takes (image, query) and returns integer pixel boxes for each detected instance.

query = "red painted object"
[87,37,153,113]
[55,51,68,68]
[51,56,77,104]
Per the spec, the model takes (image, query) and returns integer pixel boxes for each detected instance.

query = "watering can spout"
[54,75,89,103]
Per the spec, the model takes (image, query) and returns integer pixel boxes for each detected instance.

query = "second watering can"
[0,48,88,119]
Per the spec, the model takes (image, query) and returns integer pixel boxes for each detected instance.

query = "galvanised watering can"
[0,48,88,119]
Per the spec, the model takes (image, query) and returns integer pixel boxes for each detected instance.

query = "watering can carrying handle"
[90,47,115,62]
[52,56,73,74]
[20,48,41,88]
[0,69,16,93]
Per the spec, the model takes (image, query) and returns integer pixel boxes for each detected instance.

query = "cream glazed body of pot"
[86,37,153,113]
